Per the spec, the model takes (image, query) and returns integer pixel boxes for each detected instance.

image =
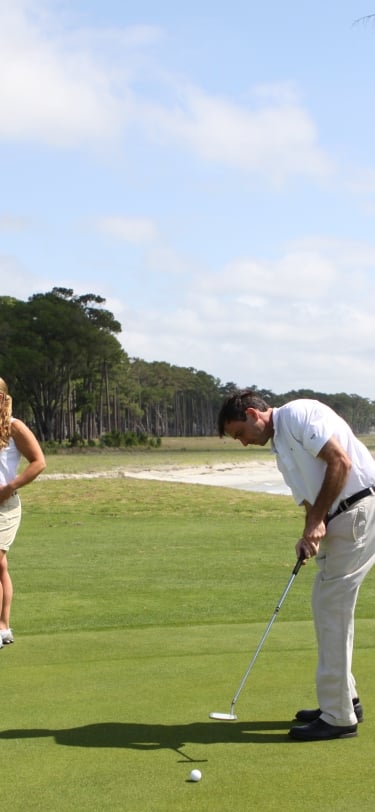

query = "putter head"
[209,712,237,721]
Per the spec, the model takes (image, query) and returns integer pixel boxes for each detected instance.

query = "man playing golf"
[218,390,375,741]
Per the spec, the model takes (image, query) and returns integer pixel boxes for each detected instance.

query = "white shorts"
[0,493,21,552]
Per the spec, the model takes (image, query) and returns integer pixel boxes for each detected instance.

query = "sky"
[1,1,375,398]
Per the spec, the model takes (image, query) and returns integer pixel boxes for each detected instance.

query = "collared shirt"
[272,399,375,514]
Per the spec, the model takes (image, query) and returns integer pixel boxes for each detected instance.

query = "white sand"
[42,459,290,496]
[124,460,291,495]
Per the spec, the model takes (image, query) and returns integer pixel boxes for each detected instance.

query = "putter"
[209,555,304,721]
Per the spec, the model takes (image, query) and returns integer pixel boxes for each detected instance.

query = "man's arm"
[296,436,351,561]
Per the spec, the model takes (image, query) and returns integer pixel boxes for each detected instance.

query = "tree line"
[0,288,374,443]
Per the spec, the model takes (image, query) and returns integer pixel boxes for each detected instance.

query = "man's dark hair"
[217,389,270,437]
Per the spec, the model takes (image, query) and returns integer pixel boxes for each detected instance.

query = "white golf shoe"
[0,628,14,644]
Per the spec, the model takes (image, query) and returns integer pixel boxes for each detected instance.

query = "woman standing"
[0,377,46,648]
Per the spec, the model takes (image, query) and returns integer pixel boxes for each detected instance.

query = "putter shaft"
[210,556,304,720]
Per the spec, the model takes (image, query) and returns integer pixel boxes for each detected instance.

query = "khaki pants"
[312,496,375,726]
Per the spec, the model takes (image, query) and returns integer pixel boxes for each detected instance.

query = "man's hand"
[296,537,320,563]
[296,518,326,563]
[296,508,327,562]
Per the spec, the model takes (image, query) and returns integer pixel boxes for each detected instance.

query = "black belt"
[327,486,375,524]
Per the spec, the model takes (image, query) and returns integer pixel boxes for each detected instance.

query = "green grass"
[1,471,375,811]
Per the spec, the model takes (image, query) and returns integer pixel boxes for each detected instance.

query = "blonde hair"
[0,378,12,449]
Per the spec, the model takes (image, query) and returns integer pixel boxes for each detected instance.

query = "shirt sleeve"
[285,401,335,458]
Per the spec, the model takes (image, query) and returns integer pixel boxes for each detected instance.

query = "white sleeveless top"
[0,420,21,486]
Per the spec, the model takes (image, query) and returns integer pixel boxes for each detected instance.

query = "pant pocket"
[352,504,367,545]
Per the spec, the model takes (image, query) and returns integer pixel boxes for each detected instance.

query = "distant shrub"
[149,437,162,448]
[68,433,85,448]
[100,431,162,448]
[137,432,149,446]
[40,440,61,454]
[100,430,122,447]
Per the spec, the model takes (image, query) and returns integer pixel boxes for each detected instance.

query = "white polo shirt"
[272,399,375,513]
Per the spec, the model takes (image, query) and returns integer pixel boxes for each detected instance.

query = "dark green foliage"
[100,430,161,448]
[0,288,126,441]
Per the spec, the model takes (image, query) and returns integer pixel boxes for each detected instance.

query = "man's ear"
[245,407,258,419]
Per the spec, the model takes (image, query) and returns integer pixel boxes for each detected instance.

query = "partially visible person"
[0,377,46,649]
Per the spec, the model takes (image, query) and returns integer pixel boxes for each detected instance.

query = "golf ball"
[190,769,202,782]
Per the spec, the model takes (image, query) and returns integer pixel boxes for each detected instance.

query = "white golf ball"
[189,769,202,782]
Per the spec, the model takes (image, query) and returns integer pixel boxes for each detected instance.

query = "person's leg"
[0,495,21,639]
[312,567,360,725]
[0,553,13,630]
[0,550,4,629]
[312,499,375,726]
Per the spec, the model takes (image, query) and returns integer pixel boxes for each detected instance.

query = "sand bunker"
[123,460,290,495]
[42,459,290,496]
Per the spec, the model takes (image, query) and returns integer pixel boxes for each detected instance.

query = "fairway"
[1,470,375,811]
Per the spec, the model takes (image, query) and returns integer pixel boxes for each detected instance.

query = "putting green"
[1,622,374,811]
[1,475,374,810]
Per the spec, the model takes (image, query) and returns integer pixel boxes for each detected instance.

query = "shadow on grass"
[0,720,294,761]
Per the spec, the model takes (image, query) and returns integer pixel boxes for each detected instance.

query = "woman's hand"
[0,484,15,504]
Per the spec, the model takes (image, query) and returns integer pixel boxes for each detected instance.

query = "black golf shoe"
[289,718,358,741]
[295,697,363,724]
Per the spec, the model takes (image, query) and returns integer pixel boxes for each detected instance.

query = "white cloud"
[287,236,375,270]
[114,236,375,396]
[201,251,338,300]
[121,292,375,395]
[0,2,333,185]
[138,84,334,182]
[3,228,375,397]
[96,216,158,243]
[0,2,134,146]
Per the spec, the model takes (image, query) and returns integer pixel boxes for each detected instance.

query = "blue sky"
[1,1,375,397]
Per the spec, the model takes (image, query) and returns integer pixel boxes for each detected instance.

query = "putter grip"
[293,555,305,575]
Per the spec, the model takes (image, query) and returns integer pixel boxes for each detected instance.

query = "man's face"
[224,409,270,447]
